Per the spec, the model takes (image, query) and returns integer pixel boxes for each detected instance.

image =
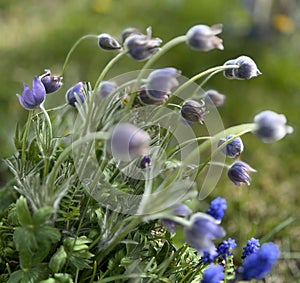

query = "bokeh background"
[1,0,299,280]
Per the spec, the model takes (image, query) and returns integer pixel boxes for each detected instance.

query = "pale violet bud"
[228,161,256,186]
[203,89,226,107]
[181,100,208,124]
[98,33,122,50]
[65,82,85,107]
[223,56,261,80]
[97,81,117,98]
[124,27,162,61]
[146,68,180,101]
[138,86,166,105]
[218,135,244,158]
[39,69,63,94]
[121,27,142,43]
[109,123,150,161]
[186,24,224,51]
[253,110,293,143]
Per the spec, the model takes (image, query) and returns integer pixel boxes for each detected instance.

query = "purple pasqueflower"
[186,24,224,52]
[97,81,117,98]
[205,197,227,221]
[223,55,261,80]
[184,213,225,255]
[242,237,260,259]
[161,204,192,234]
[238,242,280,280]
[65,82,85,107]
[218,135,244,158]
[138,86,166,105]
[227,161,256,186]
[201,264,224,283]
[253,110,293,143]
[109,123,150,161]
[140,155,151,169]
[181,100,208,124]
[217,237,236,259]
[124,27,162,61]
[39,69,63,94]
[17,77,46,110]
[98,33,122,51]
[203,89,226,107]
[146,67,181,101]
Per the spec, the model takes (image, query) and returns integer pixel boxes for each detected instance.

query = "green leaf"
[32,206,55,226]
[16,196,33,226]
[8,264,49,283]
[49,246,67,273]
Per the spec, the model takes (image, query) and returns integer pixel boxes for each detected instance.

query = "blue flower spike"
[253,110,294,143]
[17,76,46,110]
[242,237,260,259]
[218,135,244,158]
[186,24,224,52]
[206,197,227,222]
[228,161,256,186]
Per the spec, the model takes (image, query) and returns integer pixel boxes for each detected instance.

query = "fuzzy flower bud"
[39,70,63,94]
[124,27,162,61]
[223,56,261,80]
[140,155,151,169]
[146,68,180,101]
[181,100,208,124]
[203,89,226,107]
[65,82,85,107]
[138,86,166,105]
[218,135,244,158]
[17,77,46,110]
[253,110,293,143]
[227,161,256,186]
[97,81,117,98]
[186,24,224,51]
[184,213,225,255]
[121,27,142,43]
[201,264,224,283]
[109,123,150,161]
[98,33,122,51]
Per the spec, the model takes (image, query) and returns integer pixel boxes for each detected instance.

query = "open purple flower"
[184,213,225,255]
[17,77,46,110]
[201,264,224,283]
[227,161,256,186]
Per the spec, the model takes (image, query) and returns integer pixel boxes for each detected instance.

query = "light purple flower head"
[184,213,225,255]
[109,123,150,161]
[227,161,256,186]
[203,89,226,107]
[186,24,224,52]
[17,77,46,110]
[253,110,293,143]
[39,69,63,94]
[65,82,85,107]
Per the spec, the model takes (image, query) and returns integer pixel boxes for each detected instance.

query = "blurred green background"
[1,0,299,280]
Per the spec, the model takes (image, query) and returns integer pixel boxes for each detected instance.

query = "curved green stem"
[61,34,99,77]
[21,110,33,168]
[125,35,187,112]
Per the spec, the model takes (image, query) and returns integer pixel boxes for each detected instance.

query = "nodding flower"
[17,77,46,110]
[227,161,256,186]
[181,100,208,124]
[218,135,244,158]
[203,89,226,107]
[98,33,122,51]
[97,81,117,98]
[39,69,63,94]
[65,82,85,107]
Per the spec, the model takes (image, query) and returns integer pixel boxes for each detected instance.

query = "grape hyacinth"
[201,264,224,283]
[205,197,227,222]
[242,237,260,259]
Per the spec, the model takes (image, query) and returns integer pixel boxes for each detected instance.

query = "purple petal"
[32,76,46,105]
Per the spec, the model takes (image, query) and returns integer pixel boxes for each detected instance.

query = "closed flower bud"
[227,161,256,186]
[65,82,85,107]
[39,70,63,94]
[218,135,244,158]
[181,100,208,124]
[184,213,225,255]
[121,27,142,43]
[186,24,224,51]
[253,110,293,143]
[138,86,166,105]
[109,123,150,161]
[146,68,180,101]
[223,56,261,80]
[98,33,122,50]
[97,81,117,98]
[140,155,151,169]
[201,264,224,283]
[17,77,46,110]
[203,89,226,107]
[124,27,162,61]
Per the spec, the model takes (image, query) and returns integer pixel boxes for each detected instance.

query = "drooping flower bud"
[124,27,162,61]
[227,161,256,186]
[218,135,244,158]
[140,155,151,169]
[146,67,181,101]
[223,56,261,80]
[98,33,122,51]
[186,24,224,51]
[121,27,142,43]
[65,82,85,107]
[97,81,117,98]
[138,86,166,105]
[39,69,63,94]
[17,77,46,110]
[109,123,150,161]
[181,100,208,124]
[253,110,293,143]
[203,89,226,107]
